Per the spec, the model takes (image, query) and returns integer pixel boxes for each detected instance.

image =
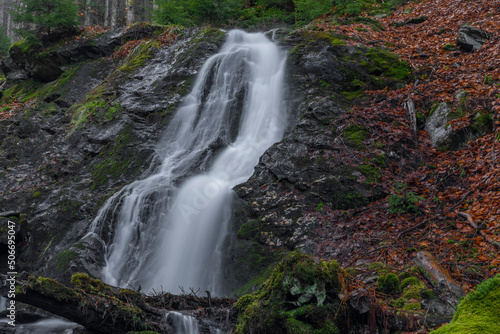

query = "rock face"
[225,30,412,291]
[456,25,491,52]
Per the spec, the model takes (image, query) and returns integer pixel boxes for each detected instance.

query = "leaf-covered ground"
[307,0,500,293]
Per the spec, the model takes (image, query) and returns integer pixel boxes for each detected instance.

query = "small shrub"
[388,182,423,214]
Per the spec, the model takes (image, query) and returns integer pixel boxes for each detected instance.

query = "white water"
[165,312,199,333]
[91,30,287,296]
[0,318,83,333]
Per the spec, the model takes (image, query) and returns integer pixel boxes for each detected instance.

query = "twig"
[458,212,500,248]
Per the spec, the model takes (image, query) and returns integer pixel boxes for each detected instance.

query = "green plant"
[388,182,423,214]
[293,0,332,25]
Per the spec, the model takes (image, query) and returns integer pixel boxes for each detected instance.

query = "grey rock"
[456,25,491,52]
[425,102,453,147]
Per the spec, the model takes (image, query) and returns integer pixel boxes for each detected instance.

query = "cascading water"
[90,29,288,297]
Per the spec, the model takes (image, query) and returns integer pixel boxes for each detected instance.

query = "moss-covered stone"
[234,252,342,334]
[431,275,500,334]
[377,273,401,295]
[393,276,426,308]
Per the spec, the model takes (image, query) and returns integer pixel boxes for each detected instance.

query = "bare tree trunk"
[126,0,134,26]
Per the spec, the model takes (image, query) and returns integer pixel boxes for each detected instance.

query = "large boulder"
[456,25,490,52]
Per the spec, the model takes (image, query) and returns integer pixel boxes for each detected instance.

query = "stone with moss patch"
[377,273,400,295]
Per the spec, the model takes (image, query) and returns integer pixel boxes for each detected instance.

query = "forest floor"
[307,0,500,294]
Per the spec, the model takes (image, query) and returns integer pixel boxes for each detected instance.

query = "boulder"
[456,25,490,52]
[425,102,453,147]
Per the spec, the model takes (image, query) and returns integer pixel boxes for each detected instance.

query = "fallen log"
[415,251,464,309]
[0,273,166,333]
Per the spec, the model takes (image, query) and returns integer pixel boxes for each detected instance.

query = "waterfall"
[91,29,288,296]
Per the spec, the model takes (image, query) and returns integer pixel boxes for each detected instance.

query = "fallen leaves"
[308,0,500,290]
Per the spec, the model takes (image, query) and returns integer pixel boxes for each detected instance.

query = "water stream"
[90,30,287,297]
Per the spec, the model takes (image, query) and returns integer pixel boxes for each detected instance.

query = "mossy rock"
[234,252,342,334]
[431,275,500,334]
[377,273,401,295]
[362,47,410,81]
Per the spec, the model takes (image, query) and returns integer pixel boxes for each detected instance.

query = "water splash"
[92,29,288,296]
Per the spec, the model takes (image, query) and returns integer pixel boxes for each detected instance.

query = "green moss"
[431,275,500,334]
[286,318,314,334]
[343,124,369,150]
[118,40,159,74]
[372,154,386,167]
[234,252,342,334]
[53,249,77,272]
[329,190,367,210]
[358,164,381,183]
[473,113,493,133]
[71,96,123,129]
[237,219,263,239]
[30,276,80,302]
[91,126,134,189]
[393,276,426,307]
[9,38,34,55]
[302,31,348,46]
[363,47,410,81]
[58,198,82,215]
[421,289,436,299]
[441,44,456,51]
[403,302,421,310]
[377,273,400,295]
[70,273,111,294]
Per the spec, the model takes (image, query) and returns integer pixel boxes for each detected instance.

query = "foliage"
[234,251,342,334]
[293,0,332,25]
[0,27,10,57]
[388,182,423,214]
[431,275,500,333]
[11,0,79,43]
[333,0,409,17]
[152,0,245,26]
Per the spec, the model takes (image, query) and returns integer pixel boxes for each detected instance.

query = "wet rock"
[456,25,491,52]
